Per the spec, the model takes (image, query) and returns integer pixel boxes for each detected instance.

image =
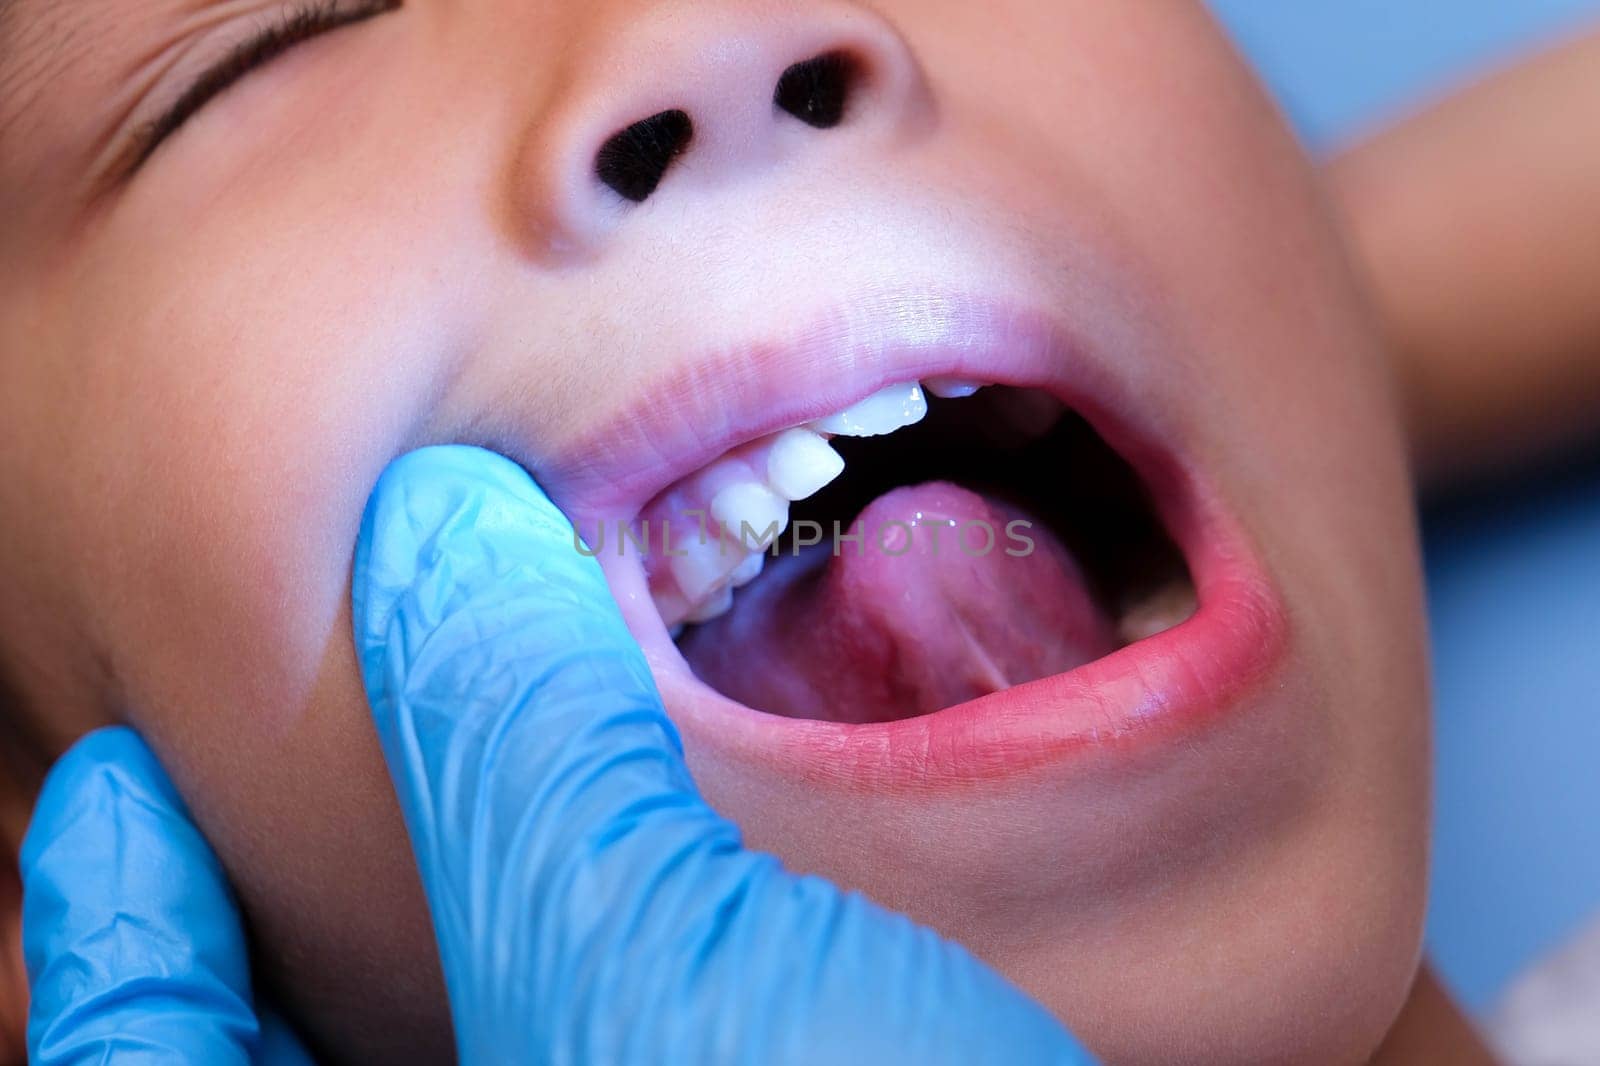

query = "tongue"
[678,481,1120,724]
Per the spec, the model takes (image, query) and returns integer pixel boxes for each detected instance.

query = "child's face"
[0,1,1429,1061]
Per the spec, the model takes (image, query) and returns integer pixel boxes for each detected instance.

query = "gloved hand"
[20,727,314,1065]
[20,443,1098,1066]
[353,445,1096,1065]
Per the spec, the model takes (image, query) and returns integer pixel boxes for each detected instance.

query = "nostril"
[595,109,694,203]
[773,52,856,130]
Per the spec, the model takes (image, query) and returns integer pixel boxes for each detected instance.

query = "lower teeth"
[1115,575,1199,645]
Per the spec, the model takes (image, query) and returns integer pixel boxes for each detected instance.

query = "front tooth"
[668,531,742,603]
[809,382,927,437]
[766,428,845,501]
[711,482,789,551]
[925,377,985,399]
[728,551,765,588]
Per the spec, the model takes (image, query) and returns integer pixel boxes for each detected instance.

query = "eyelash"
[125,0,401,176]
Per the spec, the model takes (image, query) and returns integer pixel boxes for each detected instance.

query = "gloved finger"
[21,727,268,1065]
[353,446,1096,1065]
[352,445,690,1059]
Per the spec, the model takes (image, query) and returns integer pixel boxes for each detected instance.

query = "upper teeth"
[728,550,766,588]
[925,377,985,399]
[710,481,789,551]
[766,428,846,501]
[644,376,986,629]
[807,382,928,437]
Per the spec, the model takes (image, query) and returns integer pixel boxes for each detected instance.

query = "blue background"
[1205,0,1600,1012]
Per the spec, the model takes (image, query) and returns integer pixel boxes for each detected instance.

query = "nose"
[511,1,928,257]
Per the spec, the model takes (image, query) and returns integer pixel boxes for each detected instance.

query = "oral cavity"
[677,482,1120,724]
[625,379,1197,724]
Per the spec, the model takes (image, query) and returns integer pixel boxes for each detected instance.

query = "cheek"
[45,218,473,1056]
[87,376,453,1056]
[79,331,401,732]
[113,405,462,1056]
[59,164,471,718]
[63,420,455,1056]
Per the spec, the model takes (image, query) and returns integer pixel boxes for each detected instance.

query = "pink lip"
[547,291,1291,789]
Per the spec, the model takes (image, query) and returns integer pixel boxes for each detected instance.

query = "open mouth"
[652,383,1197,725]
[563,294,1287,782]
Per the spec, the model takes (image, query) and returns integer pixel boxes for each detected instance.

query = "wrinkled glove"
[21,726,313,1065]
[353,444,1098,1065]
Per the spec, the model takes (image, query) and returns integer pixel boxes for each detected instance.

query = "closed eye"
[123,0,402,178]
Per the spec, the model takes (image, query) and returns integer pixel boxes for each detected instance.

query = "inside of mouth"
[666,386,1196,725]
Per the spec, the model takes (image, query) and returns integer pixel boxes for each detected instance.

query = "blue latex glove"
[20,727,314,1065]
[352,445,1097,1065]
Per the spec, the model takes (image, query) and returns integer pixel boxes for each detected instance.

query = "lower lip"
[623,459,1290,793]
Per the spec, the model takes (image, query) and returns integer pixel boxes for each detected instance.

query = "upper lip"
[543,291,1169,529]
[540,288,1290,784]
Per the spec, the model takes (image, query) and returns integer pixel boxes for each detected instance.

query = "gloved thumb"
[352,445,1094,1065]
[352,445,707,1060]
